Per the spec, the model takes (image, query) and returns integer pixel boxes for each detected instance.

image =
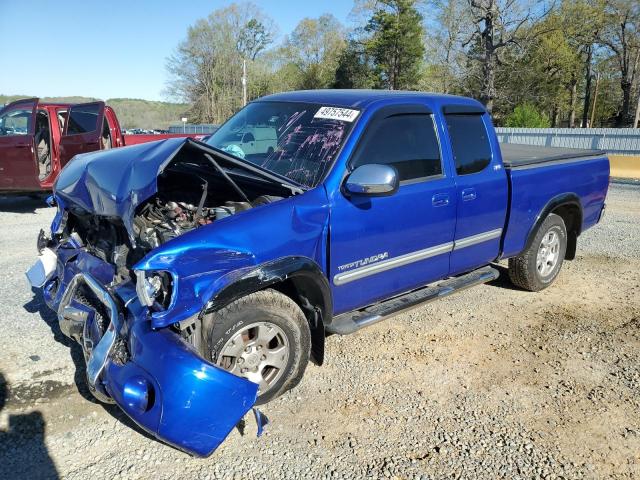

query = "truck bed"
[500,144,609,259]
[500,143,606,168]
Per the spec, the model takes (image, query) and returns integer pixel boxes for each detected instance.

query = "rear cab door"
[441,103,508,275]
[59,101,105,167]
[0,98,40,191]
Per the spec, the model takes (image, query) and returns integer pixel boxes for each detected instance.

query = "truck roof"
[258,89,484,110]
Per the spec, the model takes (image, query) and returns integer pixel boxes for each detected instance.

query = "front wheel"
[202,289,310,404]
[508,213,567,291]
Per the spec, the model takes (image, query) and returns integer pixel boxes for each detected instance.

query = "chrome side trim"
[333,227,503,286]
[333,242,454,286]
[453,228,502,250]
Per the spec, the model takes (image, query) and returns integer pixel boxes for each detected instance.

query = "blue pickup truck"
[27,90,609,456]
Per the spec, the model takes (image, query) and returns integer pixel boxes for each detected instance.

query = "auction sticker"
[314,106,360,122]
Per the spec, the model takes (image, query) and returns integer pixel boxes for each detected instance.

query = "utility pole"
[242,59,247,107]
[590,73,600,128]
[634,83,640,128]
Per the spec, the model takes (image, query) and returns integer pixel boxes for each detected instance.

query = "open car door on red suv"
[59,101,106,167]
[0,98,40,192]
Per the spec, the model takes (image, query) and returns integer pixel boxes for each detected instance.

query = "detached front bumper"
[28,244,258,457]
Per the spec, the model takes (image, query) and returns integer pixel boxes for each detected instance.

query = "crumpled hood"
[54,138,187,238]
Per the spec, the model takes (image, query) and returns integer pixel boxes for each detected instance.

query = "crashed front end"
[27,223,258,457]
[25,139,301,456]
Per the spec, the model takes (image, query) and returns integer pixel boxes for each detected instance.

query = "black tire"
[508,213,567,292]
[202,289,310,404]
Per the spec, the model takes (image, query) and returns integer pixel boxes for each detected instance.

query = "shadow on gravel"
[487,264,523,291]
[0,371,59,480]
[0,195,49,213]
[24,288,160,446]
[24,288,96,397]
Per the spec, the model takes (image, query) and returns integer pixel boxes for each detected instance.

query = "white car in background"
[220,126,277,157]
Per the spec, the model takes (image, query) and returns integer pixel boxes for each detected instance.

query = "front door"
[0,98,40,192]
[442,108,508,275]
[59,101,105,167]
[329,105,457,314]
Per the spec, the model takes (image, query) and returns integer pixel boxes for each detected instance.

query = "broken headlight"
[135,270,173,309]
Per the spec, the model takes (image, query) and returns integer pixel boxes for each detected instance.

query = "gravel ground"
[0,184,638,480]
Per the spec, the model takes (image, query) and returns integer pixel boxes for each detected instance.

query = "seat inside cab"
[34,110,51,180]
[101,116,112,150]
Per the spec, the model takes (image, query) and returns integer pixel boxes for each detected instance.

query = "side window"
[352,114,442,182]
[66,104,100,135]
[445,114,492,175]
[0,108,32,136]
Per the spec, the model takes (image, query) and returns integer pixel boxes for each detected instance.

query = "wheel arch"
[204,256,332,366]
[524,193,582,261]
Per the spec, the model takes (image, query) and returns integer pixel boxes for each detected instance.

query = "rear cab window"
[444,113,492,175]
[351,113,442,183]
[66,104,100,135]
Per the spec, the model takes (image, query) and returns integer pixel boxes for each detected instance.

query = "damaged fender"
[133,186,331,329]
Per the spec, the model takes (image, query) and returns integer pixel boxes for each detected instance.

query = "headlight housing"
[135,270,173,309]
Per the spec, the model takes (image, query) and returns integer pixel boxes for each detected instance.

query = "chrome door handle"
[432,193,450,207]
[461,188,477,201]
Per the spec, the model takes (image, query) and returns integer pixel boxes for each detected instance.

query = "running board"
[326,266,499,335]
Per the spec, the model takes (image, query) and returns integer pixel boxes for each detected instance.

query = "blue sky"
[0,0,354,101]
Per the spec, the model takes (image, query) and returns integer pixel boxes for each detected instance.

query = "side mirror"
[344,164,399,197]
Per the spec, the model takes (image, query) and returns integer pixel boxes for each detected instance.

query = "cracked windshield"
[206,102,358,187]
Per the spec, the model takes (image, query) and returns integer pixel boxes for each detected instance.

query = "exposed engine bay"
[134,194,281,250]
[61,144,294,280]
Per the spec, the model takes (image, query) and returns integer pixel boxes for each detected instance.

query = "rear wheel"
[203,289,310,404]
[508,213,567,291]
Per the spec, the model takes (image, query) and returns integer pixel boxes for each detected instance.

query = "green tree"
[363,0,425,90]
[558,0,607,128]
[505,103,552,127]
[503,13,582,126]
[280,14,346,89]
[589,57,623,126]
[333,40,377,88]
[237,18,275,61]
[600,0,640,126]
[423,0,467,93]
[165,2,276,123]
[463,0,553,114]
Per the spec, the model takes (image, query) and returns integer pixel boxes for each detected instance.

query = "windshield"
[206,101,359,188]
